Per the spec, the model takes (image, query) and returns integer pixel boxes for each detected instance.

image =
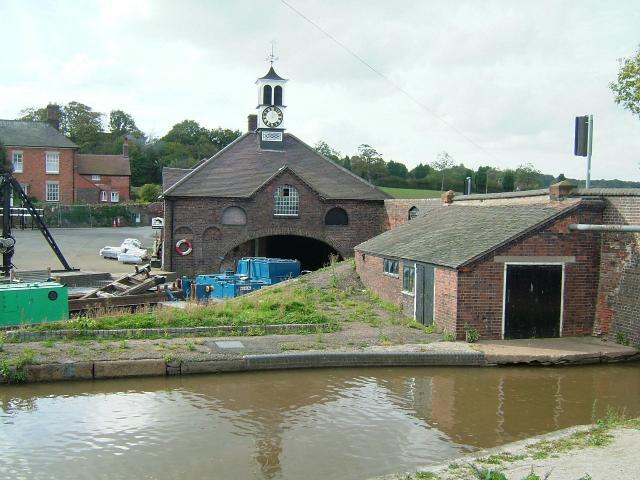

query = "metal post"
[586,114,593,189]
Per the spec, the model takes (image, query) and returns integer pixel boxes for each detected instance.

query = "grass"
[380,187,443,199]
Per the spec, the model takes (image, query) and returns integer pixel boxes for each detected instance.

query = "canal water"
[1,364,639,479]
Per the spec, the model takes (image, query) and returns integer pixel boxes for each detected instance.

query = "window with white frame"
[12,151,23,173]
[20,183,29,196]
[383,258,399,276]
[402,264,415,293]
[100,191,108,202]
[46,181,59,202]
[91,175,101,182]
[111,191,120,203]
[45,151,59,174]
[273,184,299,216]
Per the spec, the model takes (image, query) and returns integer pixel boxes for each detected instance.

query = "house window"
[91,175,101,182]
[46,181,59,202]
[408,206,419,220]
[383,258,399,276]
[111,191,120,203]
[45,151,59,174]
[273,185,299,216]
[20,183,29,196]
[325,207,348,225]
[100,191,108,202]
[403,264,415,293]
[12,151,23,173]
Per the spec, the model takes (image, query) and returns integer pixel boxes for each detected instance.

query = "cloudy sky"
[1,0,639,180]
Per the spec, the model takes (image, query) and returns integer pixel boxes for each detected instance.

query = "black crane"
[0,172,73,277]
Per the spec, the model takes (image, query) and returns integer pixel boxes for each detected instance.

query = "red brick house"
[356,198,604,340]
[162,66,390,274]
[0,106,131,204]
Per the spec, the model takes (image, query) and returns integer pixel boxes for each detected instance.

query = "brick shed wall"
[434,267,458,335]
[383,199,442,230]
[594,195,640,345]
[457,203,603,339]
[164,170,387,275]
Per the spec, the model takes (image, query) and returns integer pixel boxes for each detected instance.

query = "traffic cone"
[112,218,117,227]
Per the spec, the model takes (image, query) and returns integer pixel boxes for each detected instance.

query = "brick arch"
[221,226,350,259]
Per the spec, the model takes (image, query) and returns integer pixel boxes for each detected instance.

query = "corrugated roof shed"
[0,120,77,148]
[356,201,581,268]
[76,154,131,176]
[163,133,389,200]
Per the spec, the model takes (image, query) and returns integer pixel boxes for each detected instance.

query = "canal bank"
[1,333,638,384]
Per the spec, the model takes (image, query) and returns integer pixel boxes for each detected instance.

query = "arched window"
[408,206,419,220]
[274,86,283,106]
[221,206,247,225]
[325,207,348,225]
[263,85,272,105]
[273,185,299,216]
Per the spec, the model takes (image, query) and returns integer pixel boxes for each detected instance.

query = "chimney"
[247,114,258,132]
[46,104,61,131]
[549,180,576,201]
[441,190,455,205]
[122,136,129,158]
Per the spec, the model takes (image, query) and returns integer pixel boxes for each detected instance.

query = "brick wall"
[164,170,387,275]
[434,267,458,335]
[383,199,442,229]
[456,204,602,339]
[10,147,75,203]
[594,196,640,345]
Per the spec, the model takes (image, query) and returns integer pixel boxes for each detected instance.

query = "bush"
[139,184,161,202]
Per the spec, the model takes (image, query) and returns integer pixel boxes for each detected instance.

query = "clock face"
[262,106,283,128]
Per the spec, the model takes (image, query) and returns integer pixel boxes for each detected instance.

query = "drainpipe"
[568,224,640,233]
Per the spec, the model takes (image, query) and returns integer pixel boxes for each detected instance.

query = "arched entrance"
[222,234,342,272]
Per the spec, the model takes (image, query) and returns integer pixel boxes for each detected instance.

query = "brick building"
[0,105,131,204]
[161,67,389,274]
[357,183,640,342]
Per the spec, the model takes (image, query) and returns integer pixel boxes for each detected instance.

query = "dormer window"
[273,184,299,216]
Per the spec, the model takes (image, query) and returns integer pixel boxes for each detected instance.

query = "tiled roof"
[0,120,77,148]
[355,201,581,268]
[76,154,131,176]
[163,133,389,201]
[162,167,191,192]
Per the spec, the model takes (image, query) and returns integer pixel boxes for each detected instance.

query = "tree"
[410,163,429,179]
[0,141,10,174]
[556,173,566,182]
[474,166,490,193]
[208,127,241,151]
[314,140,341,162]
[502,169,515,192]
[109,110,142,137]
[139,183,161,202]
[386,160,408,178]
[63,101,104,150]
[515,163,543,190]
[18,106,48,122]
[431,151,454,191]
[354,144,385,183]
[610,45,640,119]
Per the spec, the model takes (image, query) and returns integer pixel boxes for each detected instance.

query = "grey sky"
[1,0,639,180]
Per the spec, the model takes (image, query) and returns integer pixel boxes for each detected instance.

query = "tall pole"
[586,114,593,189]
[1,175,14,276]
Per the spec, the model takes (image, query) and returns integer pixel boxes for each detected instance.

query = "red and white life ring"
[175,238,193,256]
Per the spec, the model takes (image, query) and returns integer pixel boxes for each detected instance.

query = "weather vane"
[266,42,278,66]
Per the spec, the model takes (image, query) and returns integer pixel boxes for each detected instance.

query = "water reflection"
[1,364,639,480]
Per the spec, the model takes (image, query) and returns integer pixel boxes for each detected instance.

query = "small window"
[45,151,59,174]
[221,206,247,225]
[325,207,348,225]
[408,206,419,220]
[110,191,119,203]
[91,175,101,182]
[263,85,272,105]
[20,183,29,195]
[403,264,415,293]
[273,184,299,216]
[100,191,108,202]
[383,258,399,276]
[12,151,23,173]
[46,181,59,202]
[274,86,283,106]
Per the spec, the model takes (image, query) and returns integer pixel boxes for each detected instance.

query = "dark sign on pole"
[574,116,589,157]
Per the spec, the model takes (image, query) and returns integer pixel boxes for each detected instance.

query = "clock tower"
[255,61,287,149]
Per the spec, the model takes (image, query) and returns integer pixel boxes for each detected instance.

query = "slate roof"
[355,201,581,268]
[163,133,389,200]
[76,154,131,176]
[0,120,77,148]
[162,167,191,192]
[258,66,286,81]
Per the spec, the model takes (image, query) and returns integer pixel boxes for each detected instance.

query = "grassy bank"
[380,187,443,199]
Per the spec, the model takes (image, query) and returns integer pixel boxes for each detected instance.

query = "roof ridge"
[286,133,392,199]
[162,132,250,196]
